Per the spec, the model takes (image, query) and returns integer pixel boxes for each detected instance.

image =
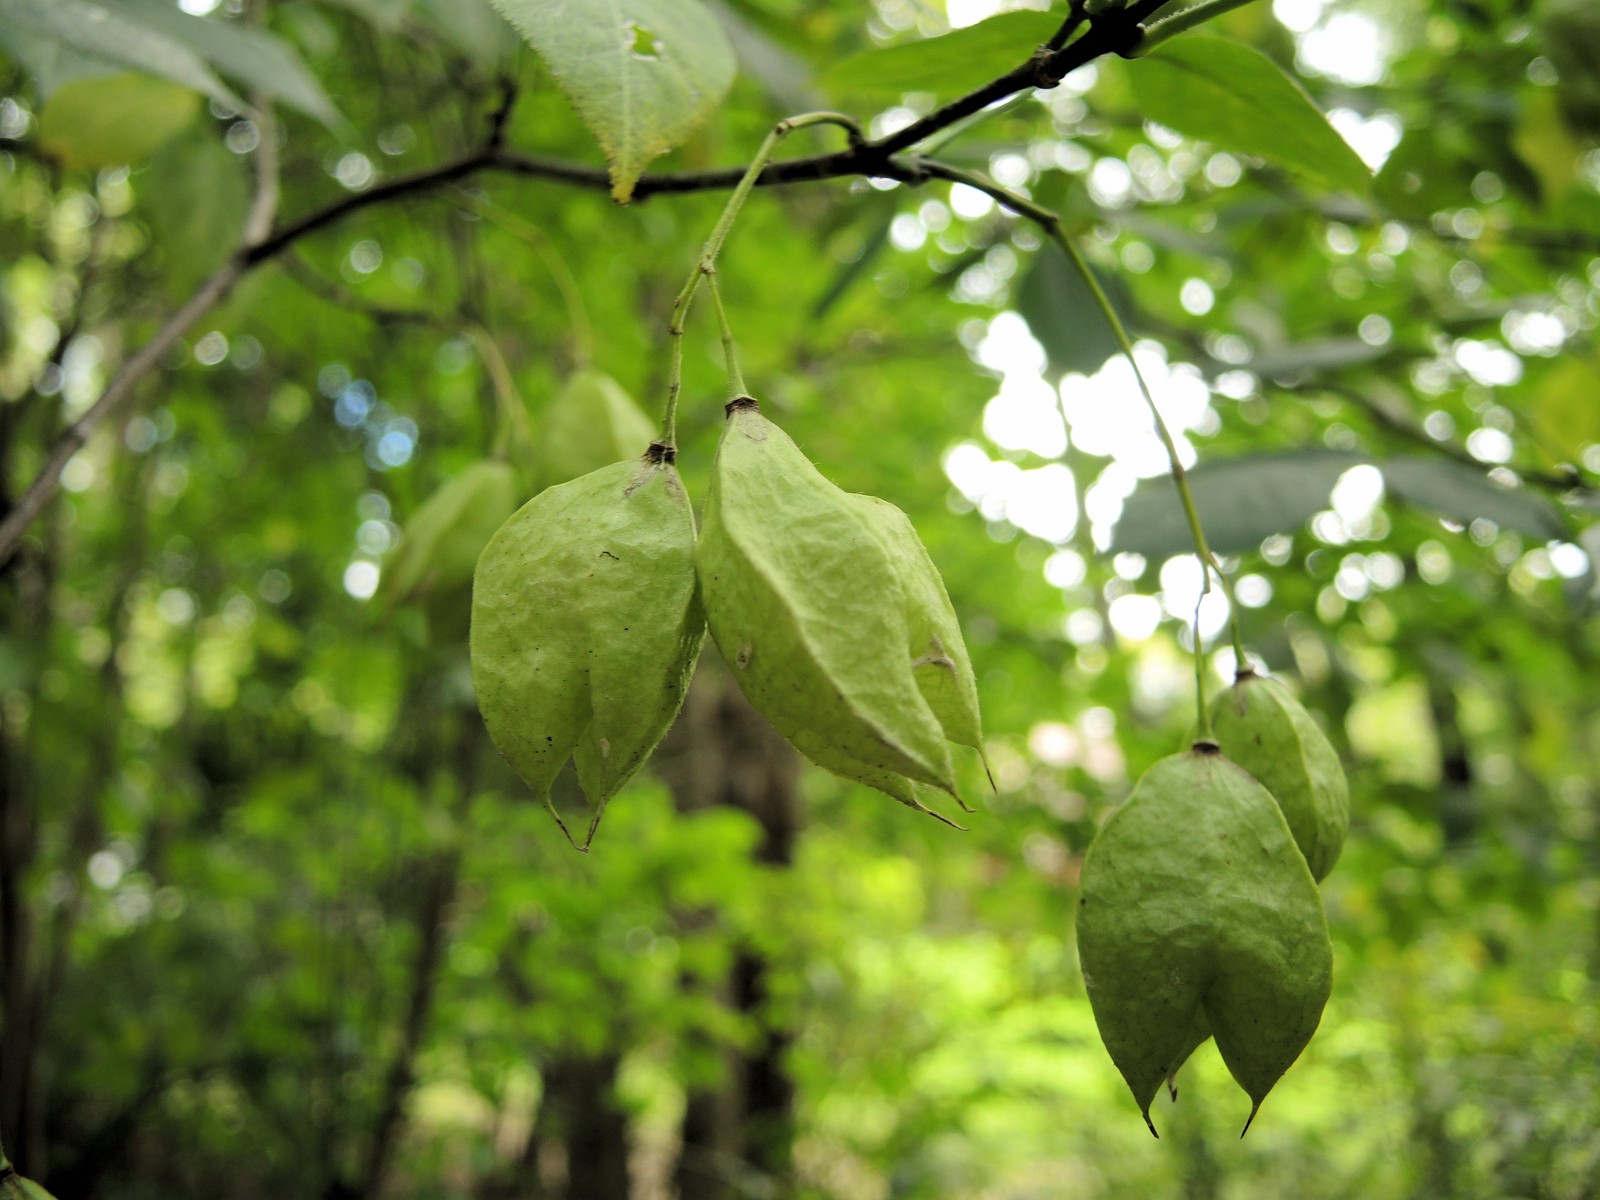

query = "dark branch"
[0,0,1235,562]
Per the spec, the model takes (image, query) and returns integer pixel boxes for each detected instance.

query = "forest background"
[1,0,1599,1196]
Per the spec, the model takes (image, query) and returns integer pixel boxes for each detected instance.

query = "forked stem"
[662,112,862,445]
[705,270,747,398]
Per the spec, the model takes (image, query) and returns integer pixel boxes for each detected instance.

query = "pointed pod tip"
[1141,1109,1160,1139]
[1240,1102,1262,1139]
[543,799,587,854]
[916,802,967,832]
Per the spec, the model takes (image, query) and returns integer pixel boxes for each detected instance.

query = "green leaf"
[0,0,240,105]
[117,0,346,129]
[1511,85,1583,204]
[810,196,896,321]
[142,130,250,299]
[1016,247,1128,378]
[1127,36,1371,197]
[710,0,820,113]
[1112,451,1366,559]
[0,26,115,95]
[413,0,520,68]
[489,0,737,202]
[1379,457,1567,540]
[822,10,1058,100]
[1241,338,1390,378]
[1529,357,1600,449]
[38,72,200,169]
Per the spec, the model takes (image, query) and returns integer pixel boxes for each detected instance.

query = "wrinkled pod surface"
[471,447,704,849]
[695,397,985,822]
[1076,744,1332,1136]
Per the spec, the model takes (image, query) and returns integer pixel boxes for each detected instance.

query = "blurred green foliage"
[1,0,1599,1196]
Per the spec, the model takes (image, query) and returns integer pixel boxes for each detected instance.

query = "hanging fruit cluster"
[1076,670,1349,1136]
[464,386,985,850]
[383,115,1355,1135]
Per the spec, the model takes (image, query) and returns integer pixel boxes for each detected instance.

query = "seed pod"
[1076,745,1332,1136]
[1208,671,1349,881]
[1163,1011,1211,1101]
[696,399,981,819]
[847,494,988,781]
[471,450,704,849]
[382,459,521,611]
[533,368,658,489]
[9,1173,60,1200]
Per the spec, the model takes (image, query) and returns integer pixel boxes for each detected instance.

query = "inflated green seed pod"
[1208,671,1350,882]
[5,1173,60,1200]
[1161,674,1350,1096]
[1076,745,1332,1136]
[1163,1011,1212,1101]
[470,450,704,849]
[696,398,977,819]
[382,459,520,611]
[533,368,658,489]
[847,493,988,780]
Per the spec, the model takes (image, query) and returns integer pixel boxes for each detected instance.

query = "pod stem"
[705,270,747,399]
[1193,592,1214,741]
[662,112,864,446]
[1049,227,1237,734]
[910,161,1245,730]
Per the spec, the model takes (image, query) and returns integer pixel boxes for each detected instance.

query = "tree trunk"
[660,662,801,1200]
[545,1053,631,1200]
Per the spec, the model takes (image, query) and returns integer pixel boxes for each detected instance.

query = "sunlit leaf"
[1128,35,1371,196]
[118,0,346,129]
[822,11,1058,100]
[490,0,737,202]
[38,72,200,169]
[1529,357,1600,450]
[0,0,239,105]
